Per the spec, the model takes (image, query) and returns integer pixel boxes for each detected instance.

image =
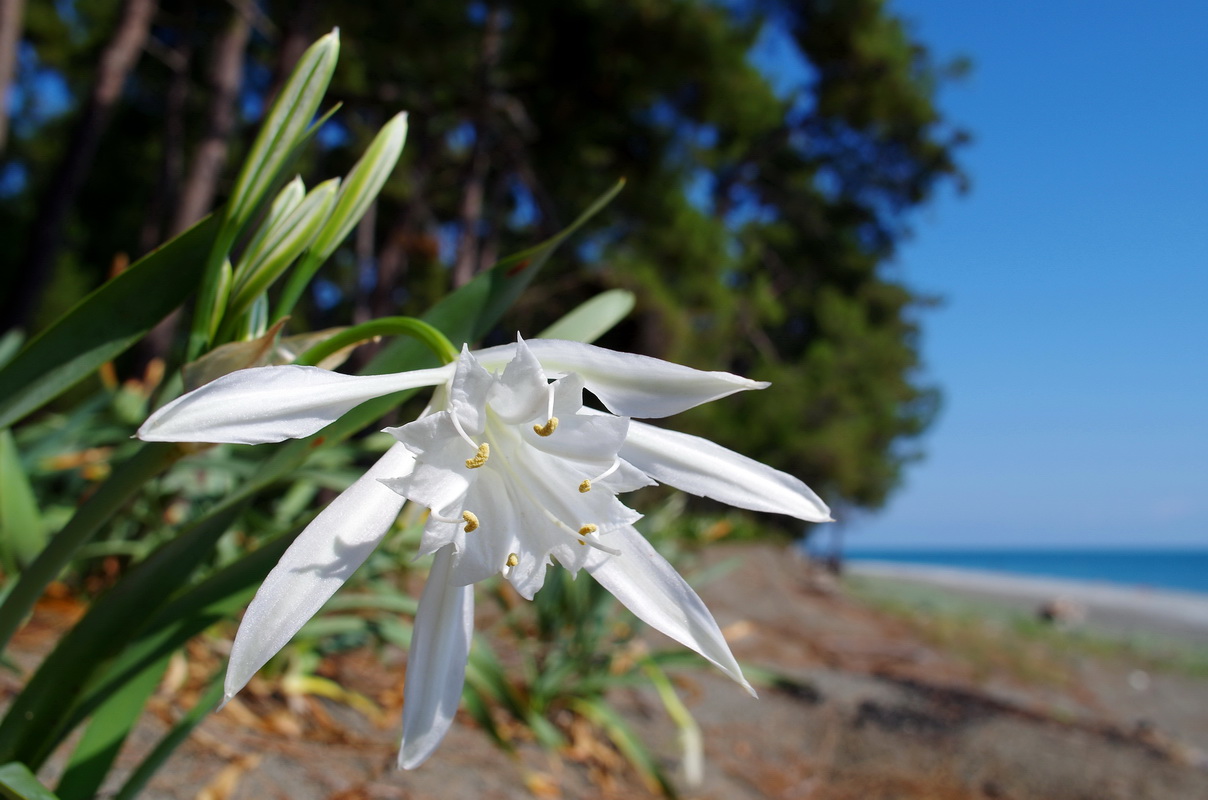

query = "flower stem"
[294,316,459,366]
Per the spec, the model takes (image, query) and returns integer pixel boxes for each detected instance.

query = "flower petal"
[621,421,832,523]
[138,363,454,444]
[223,443,415,700]
[475,339,767,418]
[586,526,754,695]
[399,544,475,769]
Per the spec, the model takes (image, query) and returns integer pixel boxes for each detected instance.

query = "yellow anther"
[578,524,598,535]
[578,479,591,493]
[533,417,559,436]
[506,553,519,567]
[462,511,479,532]
[465,442,490,469]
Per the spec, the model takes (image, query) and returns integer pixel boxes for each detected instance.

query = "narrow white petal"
[621,421,832,523]
[138,363,454,444]
[587,526,754,695]
[400,544,475,769]
[223,444,415,700]
[475,339,767,418]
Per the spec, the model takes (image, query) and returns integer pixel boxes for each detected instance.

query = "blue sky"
[838,1,1208,549]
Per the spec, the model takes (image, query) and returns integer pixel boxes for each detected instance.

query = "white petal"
[621,421,832,523]
[223,444,415,700]
[475,339,767,418]
[489,336,548,423]
[400,544,475,769]
[448,347,494,436]
[138,363,454,444]
[586,526,753,695]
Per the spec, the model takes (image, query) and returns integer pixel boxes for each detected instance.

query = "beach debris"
[1036,595,1087,628]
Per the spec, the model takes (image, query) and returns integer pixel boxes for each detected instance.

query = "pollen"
[578,479,591,493]
[506,553,519,567]
[533,417,559,436]
[462,511,479,532]
[578,524,598,535]
[465,442,490,469]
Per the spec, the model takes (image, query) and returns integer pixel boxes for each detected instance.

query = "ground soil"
[10,543,1208,799]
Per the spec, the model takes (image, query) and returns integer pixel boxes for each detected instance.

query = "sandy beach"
[848,560,1208,642]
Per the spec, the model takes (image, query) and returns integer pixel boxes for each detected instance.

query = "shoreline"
[846,560,1208,642]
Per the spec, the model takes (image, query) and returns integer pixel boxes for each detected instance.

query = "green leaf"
[228,177,339,321]
[537,289,635,343]
[111,675,224,800]
[0,332,24,370]
[0,431,45,571]
[0,215,221,430]
[275,112,409,319]
[0,500,246,767]
[224,31,339,234]
[0,763,60,800]
[0,444,182,657]
[62,526,302,741]
[54,653,170,800]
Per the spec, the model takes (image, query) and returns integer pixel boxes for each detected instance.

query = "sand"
[848,560,1208,642]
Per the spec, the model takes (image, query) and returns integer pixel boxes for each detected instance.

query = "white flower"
[138,336,831,768]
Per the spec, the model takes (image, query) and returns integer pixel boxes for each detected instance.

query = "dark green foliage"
[1,0,967,518]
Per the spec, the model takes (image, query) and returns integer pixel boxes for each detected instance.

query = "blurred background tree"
[0,0,967,525]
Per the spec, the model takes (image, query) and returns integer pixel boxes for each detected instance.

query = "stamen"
[429,509,480,532]
[574,526,621,556]
[465,442,490,469]
[533,383,558,436]
[448,410,480,450]
[506,553,519,567]
[579,458,621,493]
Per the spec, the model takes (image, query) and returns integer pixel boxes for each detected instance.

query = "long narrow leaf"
[111,675,225,800]
[54,653,171,800]
[536,289,635,343]
[0,500,245,766]
[0,764,59,800]
[0,216,221,429]
[0,443,181,655]
[0,430,45,571]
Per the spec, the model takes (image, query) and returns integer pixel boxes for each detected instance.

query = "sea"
[843,549,1208,596]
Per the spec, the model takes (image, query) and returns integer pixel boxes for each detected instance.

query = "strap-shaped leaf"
[0,764,60,800]
[54,653,170,800]
[0,215,221,429]
[0,431,45,572]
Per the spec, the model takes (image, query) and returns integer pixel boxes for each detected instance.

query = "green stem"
[272,250,323,323]
[0,442,182,654]
[186,223,239,361]
[295,316,459,367]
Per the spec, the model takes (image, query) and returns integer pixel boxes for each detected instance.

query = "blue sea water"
[844,549,1208,595]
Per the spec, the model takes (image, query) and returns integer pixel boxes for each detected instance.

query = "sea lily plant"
[138,335,831,768]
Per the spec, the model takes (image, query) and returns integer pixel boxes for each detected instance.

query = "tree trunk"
[137,40,192,256]
[0,0,26,154]
[451,6,503,289]
[170,4,251,235]
[3,0,157,329]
